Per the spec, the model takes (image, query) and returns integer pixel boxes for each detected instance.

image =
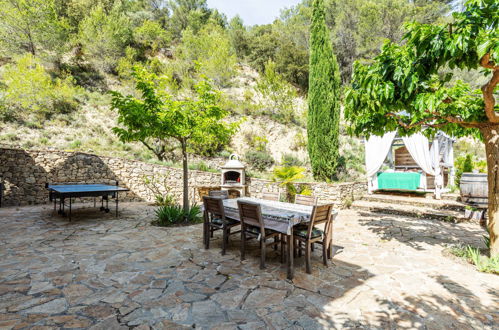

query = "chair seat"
[246,225,274,236]
[294,225,323,239]
[211,217,239,226]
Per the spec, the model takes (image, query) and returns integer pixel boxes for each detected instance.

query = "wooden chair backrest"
[307,204,333,239]
[295,194,317,206]
[203,196,225,220]
[209,190,229,199]
[237,200,264,231]
[262,191,280,201]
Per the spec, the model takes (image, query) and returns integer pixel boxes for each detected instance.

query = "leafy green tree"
[307,0,341,181]
[345,0,499,256]
[0,0,69,59]
[0,54,81,119]
[255,60,298,124]
[175,23,236,87]
[167,0,211,39]
[228,16,250,59]
[78,4,133,72]
[272,166,306,202]
[133,20,171,53]
[111,67,239,210]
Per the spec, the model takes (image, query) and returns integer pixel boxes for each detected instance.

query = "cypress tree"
[308,0,341,181]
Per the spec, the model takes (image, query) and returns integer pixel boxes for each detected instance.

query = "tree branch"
[386,112,484,130]
[386,113,439,129]
[480,53,499,70]
[141,140,165,161]
[480,57,499,123]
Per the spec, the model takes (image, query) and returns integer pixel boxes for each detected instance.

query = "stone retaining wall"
[0,148,366,208]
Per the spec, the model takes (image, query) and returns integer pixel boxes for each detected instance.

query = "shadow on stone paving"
[350,275,499,329]
[357,211,487,250]
[0,213,376,329]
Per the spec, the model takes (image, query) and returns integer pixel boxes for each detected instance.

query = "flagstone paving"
[0,203,497,329]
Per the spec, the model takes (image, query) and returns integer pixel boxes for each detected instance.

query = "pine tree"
[307,0,341,181]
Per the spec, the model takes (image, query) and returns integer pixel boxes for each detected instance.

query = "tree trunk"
[482,125,499,257]
[181,138,189,213]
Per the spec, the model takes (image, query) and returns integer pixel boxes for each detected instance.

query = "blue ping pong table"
[46,183,129,221]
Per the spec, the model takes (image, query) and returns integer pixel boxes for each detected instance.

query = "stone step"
[352,200,465,223]
[360,194,466,212]
[441,193,461,202]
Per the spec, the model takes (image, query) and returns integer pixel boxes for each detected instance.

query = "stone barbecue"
[221,154,246,197]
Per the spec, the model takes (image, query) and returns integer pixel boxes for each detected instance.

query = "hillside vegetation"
[0,0,482,182]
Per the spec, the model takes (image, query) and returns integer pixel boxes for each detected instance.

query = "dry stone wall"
[0,148,365,208]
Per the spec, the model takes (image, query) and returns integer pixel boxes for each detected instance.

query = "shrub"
[189,161,218,173]
[153,204,202,226]
[1,54,81,119]
[133,20,171,53]
[245,150,274,172]
[244,133,268,152]
[154,194,175,207]
[254,60,298,124]
[455,154,475,186]
[291,131,307,151]
[175,24,236,87]
[282,154,304,167]
[78,4,133,72]
[449,244,499,274]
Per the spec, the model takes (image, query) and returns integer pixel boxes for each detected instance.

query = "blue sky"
[206,0,303,26]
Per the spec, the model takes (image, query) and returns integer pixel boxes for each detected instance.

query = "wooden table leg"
[287,233,294,280]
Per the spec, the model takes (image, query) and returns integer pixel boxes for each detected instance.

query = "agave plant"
[154,204,202,226]
[272,166,306,202]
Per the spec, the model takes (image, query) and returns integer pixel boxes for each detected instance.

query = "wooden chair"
[203,196,240,255]
[262,191,280,201]
[295,194,317,206]
[237,200,283,269]
[294,204,334,274]
[209,190,229,199]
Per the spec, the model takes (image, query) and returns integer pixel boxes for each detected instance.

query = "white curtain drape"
[402,133,435,176]
[365,132,396,193]
[365,131,397,177]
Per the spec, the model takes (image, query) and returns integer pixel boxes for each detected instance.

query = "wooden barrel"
[460,173,488,207]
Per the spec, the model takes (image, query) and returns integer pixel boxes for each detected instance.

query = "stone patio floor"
[0,203,497,329]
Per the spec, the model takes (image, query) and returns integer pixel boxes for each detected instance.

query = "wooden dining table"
[221,197,338,280]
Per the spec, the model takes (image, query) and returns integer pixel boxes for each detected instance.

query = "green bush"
[449,245,498,275]
[291,131,307,151]
[455,154,476,186]
[1,54,81,120]
[282,154,305,167]
[154,194,175,207]
[254,60,298,124]
[244,133,269,152]
[175,24,236,87]
[245,150,274,172]
[133,20,171,53]
[153,204,202,226]
[78,4,133,72]
[189,161,218,173]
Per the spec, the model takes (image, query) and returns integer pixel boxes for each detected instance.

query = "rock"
[131,289,163,304]
[242,288,287,309]
[24,298,68,314]
[211,288,248,309]
[63,284,94,305]
[89,316,127,330]
[192,300,227,326]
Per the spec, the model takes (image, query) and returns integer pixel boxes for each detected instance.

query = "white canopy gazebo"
[365,131,455,199]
